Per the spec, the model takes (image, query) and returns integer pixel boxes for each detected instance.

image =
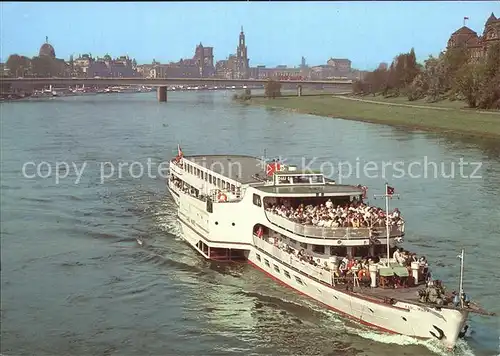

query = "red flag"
[386,186,395,195]
[266,163,276,176]
[177,144,183,158]
[266,161,282,176]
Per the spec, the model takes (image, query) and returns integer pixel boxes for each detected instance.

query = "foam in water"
[356,330,476,356]
[304,299,476,356]
[150,198,182,237]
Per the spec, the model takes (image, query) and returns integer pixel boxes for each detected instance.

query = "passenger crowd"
[265,199,404,229]
[170,176,208,202]
[260,231,430,288]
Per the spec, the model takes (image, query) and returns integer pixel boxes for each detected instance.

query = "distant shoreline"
[247,95,500,139]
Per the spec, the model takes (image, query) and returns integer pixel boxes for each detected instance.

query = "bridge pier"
[157,86,167,102]
[297,85,303,97]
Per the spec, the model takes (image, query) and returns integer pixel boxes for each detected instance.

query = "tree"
[264,79,282,98]
[454,63,483,108]
[483,42,500,79]
[404,48,419,86]
[407,73,427,101]
[443,47,468,91]
[31,56,65,77]
[352,80,365,94]
[352,43,499,109]
[6,54,31,77]
[476,42,500,109]
[423,54,447,102]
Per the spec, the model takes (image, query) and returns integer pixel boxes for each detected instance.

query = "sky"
[0,1,498,70]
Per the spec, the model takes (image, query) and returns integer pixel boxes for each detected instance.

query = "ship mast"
[458,249,465,307]
[374,183,399,267]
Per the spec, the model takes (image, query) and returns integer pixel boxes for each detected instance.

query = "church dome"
[39,41,55,58]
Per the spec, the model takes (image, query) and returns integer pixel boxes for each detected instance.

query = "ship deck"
[342,284,494,315]
[352,284,421,302]
[185,155,267,184]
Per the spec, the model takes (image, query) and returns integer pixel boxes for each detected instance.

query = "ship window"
[264,259,270,267]
[312,245,325,254]
[231,223,235,226]
[284,270,291,279]
[230,184,235,193]
[209,175,213,184]
[253,194,262,207]
[330,246,347,256]
[222,181,226,189]
[295,276,303,285]
[217,178,221,188]
[215,221,218,225]
[311,175,323,183]
[292,176,309,184]
[256,254,261,261]
[274,265,280,273]
[204,172,208,181]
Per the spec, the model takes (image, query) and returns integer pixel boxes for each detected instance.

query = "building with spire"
[447,12,500,60]
[214,26,250,79]
[235,26,250,79]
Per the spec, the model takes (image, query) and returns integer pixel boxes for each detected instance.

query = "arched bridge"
[1,77,353,102]
[1,77,353,87]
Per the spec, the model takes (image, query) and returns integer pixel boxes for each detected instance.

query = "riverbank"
[248,95,500,139]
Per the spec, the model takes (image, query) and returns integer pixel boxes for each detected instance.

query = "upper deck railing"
[265,212,404,240]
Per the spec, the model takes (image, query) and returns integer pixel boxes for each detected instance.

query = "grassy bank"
[249,95,500,139]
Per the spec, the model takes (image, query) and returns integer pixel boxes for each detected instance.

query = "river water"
[1,92,499,356]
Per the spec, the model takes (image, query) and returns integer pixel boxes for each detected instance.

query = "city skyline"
[1,2,497,70]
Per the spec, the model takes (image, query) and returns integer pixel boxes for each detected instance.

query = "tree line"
[353,43,500,110]
[6,54,70,77]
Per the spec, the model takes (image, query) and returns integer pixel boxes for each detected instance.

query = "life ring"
[218,192,228,202]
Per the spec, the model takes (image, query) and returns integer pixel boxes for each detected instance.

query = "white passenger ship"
[167,147,494,350]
